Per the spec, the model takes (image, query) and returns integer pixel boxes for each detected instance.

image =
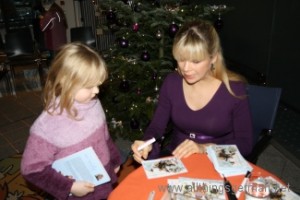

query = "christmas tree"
[97,0,231,141]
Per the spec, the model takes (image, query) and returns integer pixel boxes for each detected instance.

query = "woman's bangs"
[174,41,208,61]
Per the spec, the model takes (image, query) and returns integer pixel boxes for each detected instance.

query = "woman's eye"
[192,60,201,64]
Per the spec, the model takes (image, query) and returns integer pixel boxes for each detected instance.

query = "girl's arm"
[21,134,74,199]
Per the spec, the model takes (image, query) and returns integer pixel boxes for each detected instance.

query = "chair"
[4,27,47,88]
[246,84,282,163]
[70,26,96,48]
[0,34,14,95]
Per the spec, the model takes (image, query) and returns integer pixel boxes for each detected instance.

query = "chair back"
[0,34,4,53]
[246,84,282,163]
[4,28,35,57]
[70,26,96,48]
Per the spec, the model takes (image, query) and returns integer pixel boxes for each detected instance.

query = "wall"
[220,0,300,111]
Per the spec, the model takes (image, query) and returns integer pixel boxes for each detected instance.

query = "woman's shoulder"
[164,71,181,82]
[229,80,248,95]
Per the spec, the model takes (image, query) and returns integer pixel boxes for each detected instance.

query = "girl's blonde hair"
[43,42,108,118]
[172,20,246,96]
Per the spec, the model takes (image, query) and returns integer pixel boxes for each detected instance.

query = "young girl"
[21,43,121,199]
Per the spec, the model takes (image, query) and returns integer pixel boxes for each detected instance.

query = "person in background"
[131,20,253,163]
[40,0,67,59]
[21,43,121,199]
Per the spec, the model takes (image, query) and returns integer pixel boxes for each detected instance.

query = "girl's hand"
[172,139,214,159]
[70,181,95,197]
[131,140,153,164]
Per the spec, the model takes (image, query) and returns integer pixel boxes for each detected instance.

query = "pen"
[137,137,156,151]
[128,137,156,157]
[235,170,252,199]
[223,175,238,200]
[147,190,155,200]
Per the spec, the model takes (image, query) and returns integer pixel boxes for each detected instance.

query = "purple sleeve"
[222,83,253,156]
[21,134,74,199]
[143,74,174,158]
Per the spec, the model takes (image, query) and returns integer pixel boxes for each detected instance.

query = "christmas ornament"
[134,2,142,12]
[119,80,130,92]
[106,9,116,22]
[169,22,179,37]
[130,118,140,129]
[214,17,224,30]
[141,50,150,61]
[152,72,158,80]
[132,22,139,32]
[119,38,129,48]
[137,87,141,95]
[155,29,162,40]
[153,0,160,7]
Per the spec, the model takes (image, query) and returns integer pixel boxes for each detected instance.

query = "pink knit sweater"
[21,98,121,199]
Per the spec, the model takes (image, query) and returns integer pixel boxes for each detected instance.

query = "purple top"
[144,72,253,158]
[21,99,121,200]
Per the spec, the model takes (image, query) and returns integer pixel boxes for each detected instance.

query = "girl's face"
[74,85,99,104]
[177,56,216,85]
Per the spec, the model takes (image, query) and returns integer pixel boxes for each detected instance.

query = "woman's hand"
[70,181,95,197]
[131,140,153,164]
[114,166,120,173]
[172,139,214,159]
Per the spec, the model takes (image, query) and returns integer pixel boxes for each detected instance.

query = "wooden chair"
[245,84,282,163]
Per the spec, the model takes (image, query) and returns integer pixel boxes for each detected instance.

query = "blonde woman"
[132,20,253,162]
[21,43,121,199]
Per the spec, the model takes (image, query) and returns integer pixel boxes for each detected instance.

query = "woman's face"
[177,56,216,85]
[74,85,99,104]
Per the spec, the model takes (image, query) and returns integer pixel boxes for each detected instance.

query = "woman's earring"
[211,63,215,71]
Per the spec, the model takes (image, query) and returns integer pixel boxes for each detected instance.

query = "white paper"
[206,145,253,177]
[52,147,110,186]
[141,157,188,179]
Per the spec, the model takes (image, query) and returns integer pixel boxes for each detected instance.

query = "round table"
[109,154,285,200]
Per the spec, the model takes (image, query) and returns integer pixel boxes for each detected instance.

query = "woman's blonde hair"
[43,42,108,118]
[172,20,245,96]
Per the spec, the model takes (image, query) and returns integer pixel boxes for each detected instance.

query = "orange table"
[109,154,284,200]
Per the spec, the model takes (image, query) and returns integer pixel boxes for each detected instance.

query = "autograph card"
[141,157,188,179]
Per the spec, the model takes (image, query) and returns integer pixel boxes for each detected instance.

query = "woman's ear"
[211,53,218,64]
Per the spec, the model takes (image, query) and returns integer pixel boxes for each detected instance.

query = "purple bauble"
[169,22,179,37]
[130,118,139,129]
[214,18,224,30]
[106,10,116,22]
[141,50,150,61]
[119,80,130,92]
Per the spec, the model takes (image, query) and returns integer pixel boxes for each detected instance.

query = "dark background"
[217,0,300,111]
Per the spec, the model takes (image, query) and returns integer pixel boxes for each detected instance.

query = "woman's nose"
[181,61,190,71]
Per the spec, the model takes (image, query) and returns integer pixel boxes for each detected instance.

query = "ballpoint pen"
[223,175,238,200]
[236,170,252,199]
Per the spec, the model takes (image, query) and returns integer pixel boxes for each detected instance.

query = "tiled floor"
[0,90,300,194]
